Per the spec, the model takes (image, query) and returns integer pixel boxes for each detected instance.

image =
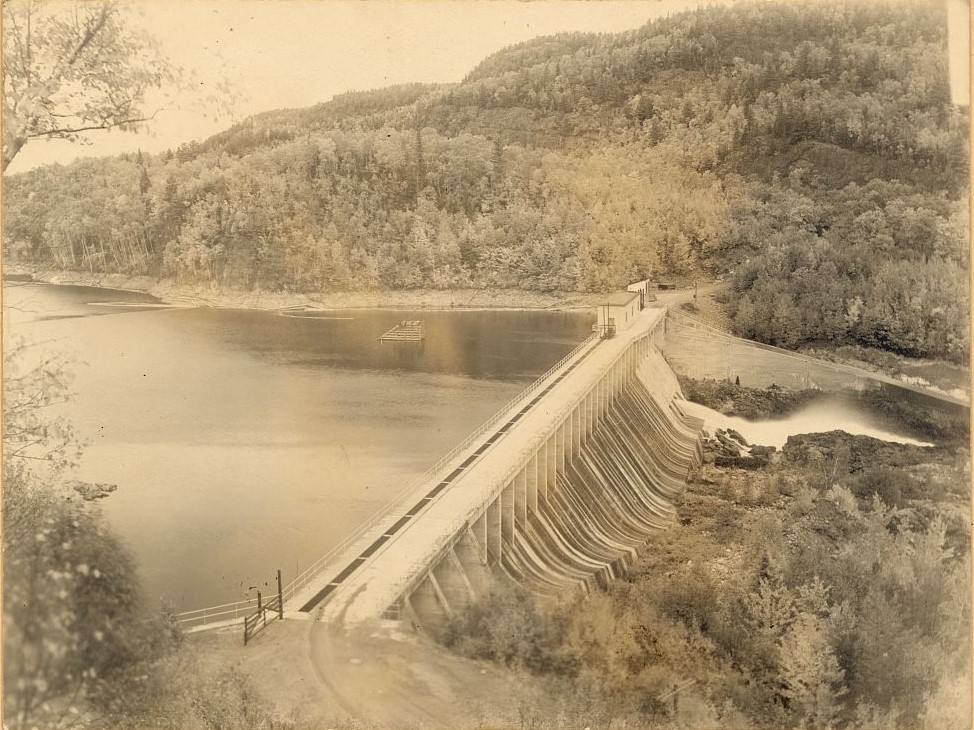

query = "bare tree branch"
[24,108,161,140]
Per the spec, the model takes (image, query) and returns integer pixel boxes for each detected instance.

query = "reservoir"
[3,283,594,611]
[3,283,947,613]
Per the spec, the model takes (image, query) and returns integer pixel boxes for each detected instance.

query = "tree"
[2,343,179,728]
[2,341,83,478]
[779,612,847,727]
[2,0,177,172]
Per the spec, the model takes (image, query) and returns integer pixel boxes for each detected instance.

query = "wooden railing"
[173,596,263,630]
[243,592,283,646]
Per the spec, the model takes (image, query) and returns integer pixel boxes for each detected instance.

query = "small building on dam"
[595,290,642,338]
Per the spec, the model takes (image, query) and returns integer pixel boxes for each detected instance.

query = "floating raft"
[379,320,425,342]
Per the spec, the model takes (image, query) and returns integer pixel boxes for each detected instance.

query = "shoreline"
[16,268,606,312]
[13,268,967,399]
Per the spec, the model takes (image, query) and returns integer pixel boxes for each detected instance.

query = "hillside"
[439,420,971,728]
[2,1,969,360]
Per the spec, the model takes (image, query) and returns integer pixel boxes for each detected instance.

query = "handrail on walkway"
[372,331,649,617]
[175,332,600,630]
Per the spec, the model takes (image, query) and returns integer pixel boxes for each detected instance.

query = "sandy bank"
[23,268,605,311]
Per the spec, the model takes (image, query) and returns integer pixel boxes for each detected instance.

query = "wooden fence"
[243,570,284,646]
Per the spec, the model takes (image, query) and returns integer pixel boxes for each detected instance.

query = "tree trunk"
[2,131,27,173]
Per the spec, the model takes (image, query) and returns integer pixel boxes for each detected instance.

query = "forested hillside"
[443,422,972,728]
[3,2,968,360]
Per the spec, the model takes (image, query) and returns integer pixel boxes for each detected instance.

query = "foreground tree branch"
[1,0,176,172]
[25,109,162,140]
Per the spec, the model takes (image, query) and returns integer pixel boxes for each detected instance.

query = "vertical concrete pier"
[313,307,703,628]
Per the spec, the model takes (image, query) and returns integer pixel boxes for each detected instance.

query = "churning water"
[681,398,934,449]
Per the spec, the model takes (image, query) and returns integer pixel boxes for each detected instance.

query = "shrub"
[440,583,576,676]
[655,564,719,633]
[848,466,915,508]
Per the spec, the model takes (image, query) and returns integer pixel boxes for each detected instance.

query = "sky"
[5,0,702,173]
[6,0,969,174]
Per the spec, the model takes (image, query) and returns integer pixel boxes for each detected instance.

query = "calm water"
[3,283,593,610]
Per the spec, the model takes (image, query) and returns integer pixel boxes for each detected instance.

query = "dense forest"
[443,386,971,729]
[2,2,969,360]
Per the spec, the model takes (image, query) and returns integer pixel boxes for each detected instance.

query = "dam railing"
[175,332,600,630]
[367,322,672,619]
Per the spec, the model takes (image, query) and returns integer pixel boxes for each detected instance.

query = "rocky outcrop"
[702,427,774,468]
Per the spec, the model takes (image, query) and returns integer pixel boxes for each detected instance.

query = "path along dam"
[306,305,704,630]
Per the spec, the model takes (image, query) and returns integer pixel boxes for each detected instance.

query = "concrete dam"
[178,293,963,637]
[289,304,705,631]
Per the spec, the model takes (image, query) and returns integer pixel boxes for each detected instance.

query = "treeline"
[444,427,971,728]
[432,2,966,183]
[2,344,295,729]
[722,176,970,361]
[2,2,968,359]
[2,137,726,292]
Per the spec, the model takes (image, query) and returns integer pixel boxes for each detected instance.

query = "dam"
[176,291,964,635]
[286,303,704,630]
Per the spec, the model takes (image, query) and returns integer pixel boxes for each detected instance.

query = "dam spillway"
[301,307,704,629]
[176,299,964,634]
[501,375,702,597]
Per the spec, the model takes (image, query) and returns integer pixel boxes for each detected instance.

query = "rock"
[714,430,745,457]
[715,455,769,469]
[68,481,117,501]
[783,431,933,472]
[727,429,748,446]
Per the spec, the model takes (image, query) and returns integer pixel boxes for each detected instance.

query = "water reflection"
[171,306,592,380]
[4,284,593,610]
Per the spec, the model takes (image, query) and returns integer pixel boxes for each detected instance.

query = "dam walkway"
[290,331,604,615]
[178,305,703,632]
[310,306,702,628]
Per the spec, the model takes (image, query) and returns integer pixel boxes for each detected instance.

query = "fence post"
[277,569,284,619]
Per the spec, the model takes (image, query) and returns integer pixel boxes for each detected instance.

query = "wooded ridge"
[3,1,968,360]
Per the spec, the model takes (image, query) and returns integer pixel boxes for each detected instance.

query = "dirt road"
[189,613,569,728]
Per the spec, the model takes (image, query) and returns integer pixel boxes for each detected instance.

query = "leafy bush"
[848,466,916,508]
[441,584,577,676]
